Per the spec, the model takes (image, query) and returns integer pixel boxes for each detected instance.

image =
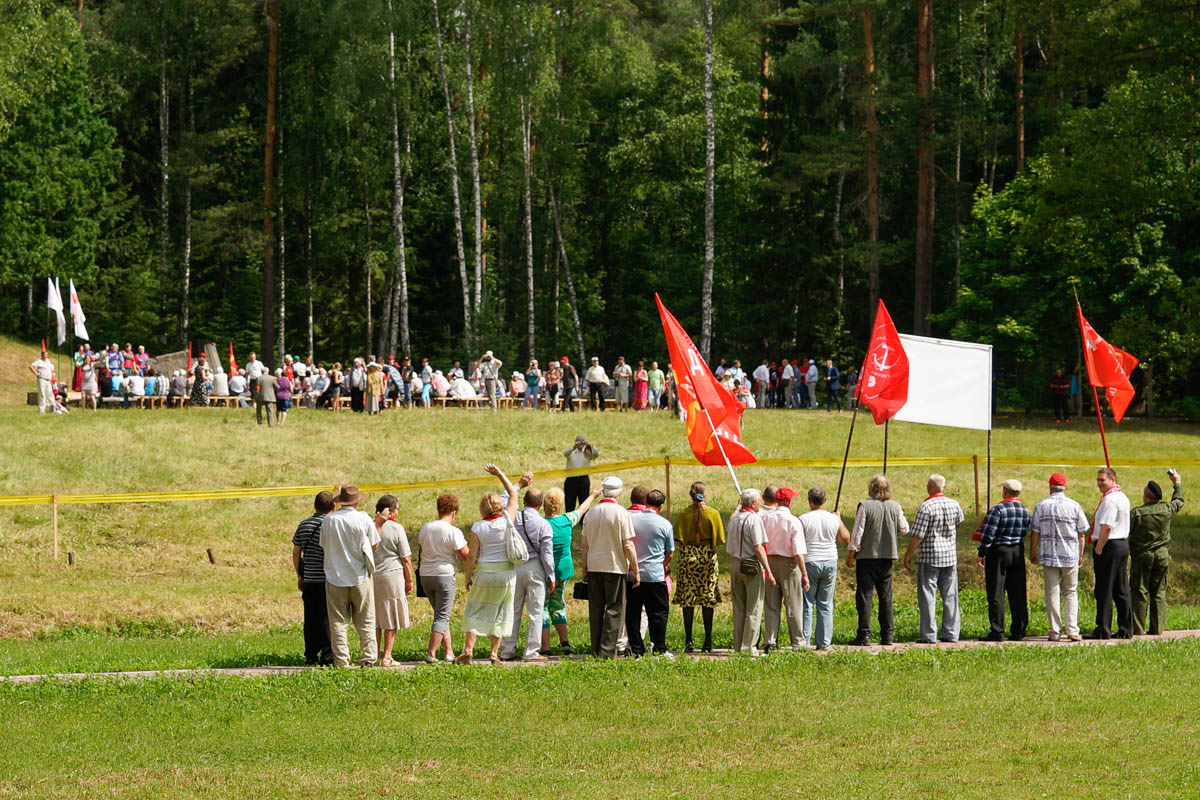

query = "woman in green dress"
[672,481,725,652]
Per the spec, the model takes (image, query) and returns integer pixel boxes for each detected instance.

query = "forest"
[0,0,1197,412]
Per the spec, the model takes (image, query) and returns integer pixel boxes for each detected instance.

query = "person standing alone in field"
[321,485,380,667]
[1029,473,1089,641]
[1129,470,1184,636]
[1049,369,1072,423]
[29,349,55,413]
[562,434,598,512]
[478,350,503,410]
[255,369,279,427]
[293,491,336,665]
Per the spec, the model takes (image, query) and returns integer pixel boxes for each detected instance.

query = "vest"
[857,498,901,560]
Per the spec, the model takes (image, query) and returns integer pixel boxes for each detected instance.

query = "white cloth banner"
[46,277,66,346]
[893,334,993,431]
[68,279,89,341]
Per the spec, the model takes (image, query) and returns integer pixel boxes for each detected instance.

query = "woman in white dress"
[457,464,519,665]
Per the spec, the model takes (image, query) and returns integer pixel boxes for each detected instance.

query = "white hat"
[591,356,599,362]
[512,371,522,378]
[601,476,623,491]
[1002,478,1023,494]
[484,350,493,358]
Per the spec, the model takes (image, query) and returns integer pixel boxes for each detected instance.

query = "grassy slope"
[0,398,1196,638]
[2,643,1198,799]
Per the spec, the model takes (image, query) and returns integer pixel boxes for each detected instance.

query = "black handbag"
[414,546,426,598]
[572,579,589,600]
[735,515,761,575]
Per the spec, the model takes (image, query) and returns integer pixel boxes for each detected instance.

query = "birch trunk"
[463,2,484,318]
[261,0,280,363]
[158,11,170,345]
[276,85,286,363]
[364,191,372,354]
[548,181,585,367]
[520,97,536,360]
[386,11,411,358]
[180,57,193,345]
[700,0,716,362]
[306,191,314,360]
[431,0,473,343]
[1015,23,1025,172]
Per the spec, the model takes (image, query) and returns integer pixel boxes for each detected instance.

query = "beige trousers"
[730,567,766,653]
[764,555,805,648]
[1043,565,1080,637]
[326,579,378,666]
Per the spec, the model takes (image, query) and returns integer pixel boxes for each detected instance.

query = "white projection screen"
[893,334,993,431]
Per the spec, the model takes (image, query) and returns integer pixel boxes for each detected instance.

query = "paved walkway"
[4,630,1196,684]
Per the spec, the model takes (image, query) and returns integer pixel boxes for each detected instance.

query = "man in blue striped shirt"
[977,479,1031,642]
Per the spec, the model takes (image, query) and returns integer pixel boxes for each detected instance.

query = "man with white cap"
[320,485,381,667]
[804,359,820,409]
[1030,472,1090,641]
[478,350,502,410]
[581,476,639,657]
[585,357,609,411]
[977,478,1031,641]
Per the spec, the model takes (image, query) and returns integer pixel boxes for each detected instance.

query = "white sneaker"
[1048,631,1061,642]
[657,651,676,661]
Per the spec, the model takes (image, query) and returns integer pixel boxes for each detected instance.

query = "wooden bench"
[334,396,352,411]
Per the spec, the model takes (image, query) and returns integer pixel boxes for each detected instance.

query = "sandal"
[489,654,502,666]
[454,652,473,665]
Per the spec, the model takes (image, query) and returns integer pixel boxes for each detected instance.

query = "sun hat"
[333,485,363,505]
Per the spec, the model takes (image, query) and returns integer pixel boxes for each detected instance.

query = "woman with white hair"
[373,494,413,666]
[726,488,775,654]
[848,474,909,646]
[457,464,520,665]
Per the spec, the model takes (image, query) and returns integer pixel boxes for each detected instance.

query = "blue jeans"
[916,563,960,642]
[791,383,804,409]
[523,385,539,408]
[802,559,838,649]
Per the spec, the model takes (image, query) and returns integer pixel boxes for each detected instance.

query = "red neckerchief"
[627,504,648,512]
[599,498,618,505]
[925,493,945,502]
[483,512,503,521]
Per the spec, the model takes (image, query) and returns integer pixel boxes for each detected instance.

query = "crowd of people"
[31,343,865,418]
[288,433,1185,665]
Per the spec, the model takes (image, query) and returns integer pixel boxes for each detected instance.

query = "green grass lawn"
[2,642,1199,799]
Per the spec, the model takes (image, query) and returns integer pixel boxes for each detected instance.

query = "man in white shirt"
[244,351,265,394]
[320,485,381,666]
[779,360,795,409]
[760,486,809,651]
[585,357,609,411]
[228,370,248,407]
[728,359,745,386]
[1089,466,1133,639]
[752,360,770,409]
[581,476,639,658]
[727,489,776,654]
[478,351,502,410]
[612,357,633,410]
[29,350,55,412]
[1030,472,1090,641]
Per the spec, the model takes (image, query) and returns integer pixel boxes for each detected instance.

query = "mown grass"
[2,641,1199,799]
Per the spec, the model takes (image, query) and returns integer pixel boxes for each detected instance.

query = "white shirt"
[726,509,768,559]
[1092,489,1131,542]
[229,374,247,394]
[128,375,146,395]
[799,509,842,562]
[471,516,511,563]
[245,360,265,380]
[32,358,54,381]
[212,372,230,396]
[418,520,468,577]
[319,507,381,587]
[760,505,806,558]
[752,364,769,383]
[729,367,744,384]
[563,444,598,469]
[613,363,632,382]
[585,365,608,385]
[782,364,794,381]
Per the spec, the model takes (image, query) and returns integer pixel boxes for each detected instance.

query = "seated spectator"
[169,370,188,406]
[212,368,230,398]
[110,369,124,397]
[97,364,112,400]
[229,369,248,406]
[142,370,157,396]
[431,370,449,398]
[307,368,329,408]
[128,370,146,397]
[509,371,527,399]
[448,376,477,401]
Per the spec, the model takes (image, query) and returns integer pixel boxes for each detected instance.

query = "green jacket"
[1129,483,1184,555]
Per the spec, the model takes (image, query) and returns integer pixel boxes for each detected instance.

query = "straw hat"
[333,485,363,505]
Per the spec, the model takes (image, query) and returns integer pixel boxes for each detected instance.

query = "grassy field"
[3,334,1200,797]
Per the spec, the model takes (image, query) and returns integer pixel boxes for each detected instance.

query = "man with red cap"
[760,486,809,651]
[1030,473,1090,641]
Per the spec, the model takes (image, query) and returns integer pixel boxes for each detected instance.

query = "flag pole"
[700,405,743,497]
[882,419,889,475]
[833,395,860,512]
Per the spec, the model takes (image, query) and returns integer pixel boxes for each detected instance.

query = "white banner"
[893,334,993,431]
[68,279,89,341]
[46,277,66,346]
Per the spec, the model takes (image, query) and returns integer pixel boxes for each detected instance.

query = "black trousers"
[1093,538,1132,637]
[1053,395,1071,421]
[625,580,670,655]
[301,580,333,664]
[588,572,627,658]
[589,383,605,410]
[564,475,590,512]
[855,558,894,641]
[984,543,1028,638]
[563,385,576,410]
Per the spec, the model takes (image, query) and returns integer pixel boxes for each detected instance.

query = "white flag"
[46,278,66,346]
[68,279,89,340]
[892,334,993,431]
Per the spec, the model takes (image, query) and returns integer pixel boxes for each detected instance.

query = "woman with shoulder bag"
[726,488,775,655]
[457,464,521,665]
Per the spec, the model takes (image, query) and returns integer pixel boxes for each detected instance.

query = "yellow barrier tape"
[5,455,1200,507]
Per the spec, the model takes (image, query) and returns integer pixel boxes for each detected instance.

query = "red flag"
[655,294,756,466]
[1077,305,1138,423]
[856,300,910,425]
[228,343,239,377]
[187,342,192,371]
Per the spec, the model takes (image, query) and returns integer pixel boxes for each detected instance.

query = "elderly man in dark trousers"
[255,369,279,427]
[1130,470,1184,636]
[292,491,336,665]
[581,476,639,658]
[1089,467,1133,639]
[977,479,1031,642]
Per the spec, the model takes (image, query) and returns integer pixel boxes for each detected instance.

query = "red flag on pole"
[1077,305,1138,423]
[655,294,756,467]
[856,299,910,425]
[228,343,239,377]
[187,342,192,371]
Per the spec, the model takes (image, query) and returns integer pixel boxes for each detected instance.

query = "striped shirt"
[292,513,327,583]
[1030,492,1089,568]
[910,495,964,567]
[978,499,1031,556]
